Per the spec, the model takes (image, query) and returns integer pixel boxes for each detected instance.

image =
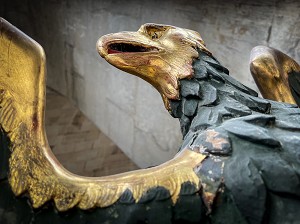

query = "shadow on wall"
[1,0,300,168]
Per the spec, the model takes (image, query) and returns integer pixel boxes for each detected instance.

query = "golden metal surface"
[0,18,207,211]
[250,46,300,105]
[97,23,211,110]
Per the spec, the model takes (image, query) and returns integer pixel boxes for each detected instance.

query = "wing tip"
[0,17,46,62]
[250,46,273,64]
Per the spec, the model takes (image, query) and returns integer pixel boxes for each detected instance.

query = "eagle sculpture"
[0,18,300,224]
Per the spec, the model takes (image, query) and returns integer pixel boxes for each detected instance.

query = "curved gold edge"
[10,141,206,211]
[0,18,46,141]
[250,46,300,104]
[0,18,209,213]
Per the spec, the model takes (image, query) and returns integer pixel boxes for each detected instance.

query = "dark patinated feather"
[288,70,300,107]
[174,50,300,224]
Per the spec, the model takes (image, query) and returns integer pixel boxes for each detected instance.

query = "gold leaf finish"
[250,46,300,105]
[0,18,206,211]
[97,23,211,110]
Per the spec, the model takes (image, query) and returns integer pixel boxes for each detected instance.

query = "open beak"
[97,33,160,58]
[106,42,159,54]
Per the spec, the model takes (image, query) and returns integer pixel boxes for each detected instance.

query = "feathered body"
[0,20,299,224]
[171,51,300,224]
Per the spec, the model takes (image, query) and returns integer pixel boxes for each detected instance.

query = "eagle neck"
[169,50,271,138]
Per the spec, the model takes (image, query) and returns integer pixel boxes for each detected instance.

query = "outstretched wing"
[0,18,46,143]
[0,18,60,207]
[0,18,208,216]
[250,46,300,107]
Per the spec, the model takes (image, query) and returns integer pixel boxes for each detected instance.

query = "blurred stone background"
[45,88,138,176]
[1,0,299,170]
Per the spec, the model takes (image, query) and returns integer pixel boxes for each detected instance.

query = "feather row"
[8,134,205,211]
[0,90,18,133]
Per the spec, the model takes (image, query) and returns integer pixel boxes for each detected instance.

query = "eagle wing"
[250,45,300,107]
[0,18,46,143]
[0,17,63,207]
[0,18,207,213]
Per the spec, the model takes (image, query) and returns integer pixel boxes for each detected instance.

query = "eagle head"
[97,23,211,110]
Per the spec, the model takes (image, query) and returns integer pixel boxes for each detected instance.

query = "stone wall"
[1,0,299,168]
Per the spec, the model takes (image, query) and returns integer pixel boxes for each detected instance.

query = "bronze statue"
[0,18,299,224]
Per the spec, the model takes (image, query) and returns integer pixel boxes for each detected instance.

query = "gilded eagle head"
[97,23,211,110]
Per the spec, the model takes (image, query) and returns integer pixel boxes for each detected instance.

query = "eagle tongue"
[108,48,123,54]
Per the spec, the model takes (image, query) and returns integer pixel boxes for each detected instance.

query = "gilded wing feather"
[0,91,17,134]
[0,18,206,212]
[0,17,59,204]
[250,45,300,106]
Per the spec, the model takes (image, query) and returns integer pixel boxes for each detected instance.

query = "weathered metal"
[0,19,206,223]
[1,19,300,224]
